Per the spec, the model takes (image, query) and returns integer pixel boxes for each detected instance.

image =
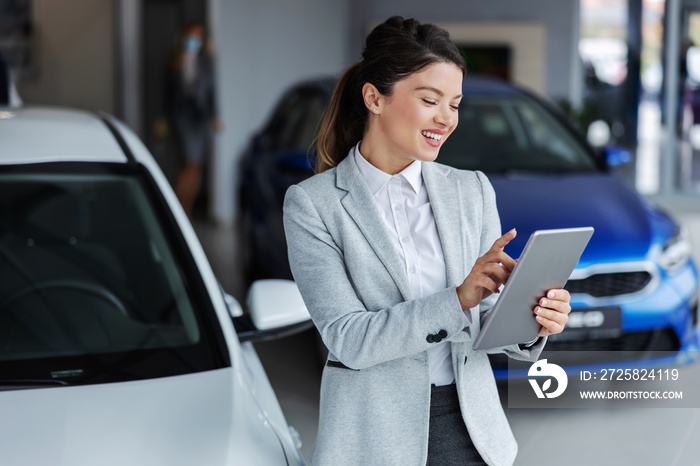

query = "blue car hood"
[487,172,670,266]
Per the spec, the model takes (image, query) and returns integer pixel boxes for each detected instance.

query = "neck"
[360,129,412,175]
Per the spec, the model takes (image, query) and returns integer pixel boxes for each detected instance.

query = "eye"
[450,105,460,111]
[421,98,437,105]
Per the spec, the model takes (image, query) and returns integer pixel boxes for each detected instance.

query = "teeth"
[421,131,443,141]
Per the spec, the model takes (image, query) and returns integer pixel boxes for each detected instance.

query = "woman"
[283,17,571,466]
[156,21,222,218]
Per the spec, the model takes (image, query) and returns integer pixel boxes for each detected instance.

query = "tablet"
[472,227,594,350]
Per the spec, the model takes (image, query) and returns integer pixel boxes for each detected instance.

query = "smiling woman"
[284,16,572,466]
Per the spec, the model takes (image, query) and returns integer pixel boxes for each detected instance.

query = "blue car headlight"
[659,225,693,273]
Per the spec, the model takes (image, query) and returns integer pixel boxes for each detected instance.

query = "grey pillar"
[115,0,143,136]
[663,0,681,194]
[623,0,642,147]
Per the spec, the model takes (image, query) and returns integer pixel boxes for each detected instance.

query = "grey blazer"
[283,153,546,466]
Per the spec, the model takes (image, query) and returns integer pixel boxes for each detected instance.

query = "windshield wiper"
[0,379,70,390]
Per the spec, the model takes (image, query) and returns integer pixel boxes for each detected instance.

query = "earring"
[372,108,379,114]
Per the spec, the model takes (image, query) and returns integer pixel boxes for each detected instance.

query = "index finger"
[490,228,517,252]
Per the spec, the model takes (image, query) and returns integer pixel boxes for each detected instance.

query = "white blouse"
[354,144,469,386]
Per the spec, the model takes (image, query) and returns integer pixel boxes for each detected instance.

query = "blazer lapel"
[336,155,413,302]
[422,162,465,287]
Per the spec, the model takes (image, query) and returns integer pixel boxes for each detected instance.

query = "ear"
[362,82,383,114]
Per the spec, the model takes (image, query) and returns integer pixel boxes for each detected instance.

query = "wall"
[16,0,115,113]
[209,0,349,223]
[350,0,580,102]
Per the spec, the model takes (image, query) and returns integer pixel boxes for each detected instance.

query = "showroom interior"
[3,0,700,464]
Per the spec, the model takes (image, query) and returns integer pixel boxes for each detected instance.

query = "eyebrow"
[414,86,462,99]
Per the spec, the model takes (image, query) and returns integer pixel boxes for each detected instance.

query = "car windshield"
[0,165,228,386]
[437,94,598,173]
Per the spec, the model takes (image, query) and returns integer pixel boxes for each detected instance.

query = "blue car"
[237,75,699,369]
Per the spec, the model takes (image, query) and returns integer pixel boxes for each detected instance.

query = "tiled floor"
[194,190,700,465]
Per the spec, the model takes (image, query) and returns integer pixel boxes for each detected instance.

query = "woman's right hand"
[456,229,517,310]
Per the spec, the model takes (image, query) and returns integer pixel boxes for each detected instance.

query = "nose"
[434,104,456,128]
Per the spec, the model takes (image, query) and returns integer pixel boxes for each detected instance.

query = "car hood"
[487,172,672,266]
[0,369,288,466]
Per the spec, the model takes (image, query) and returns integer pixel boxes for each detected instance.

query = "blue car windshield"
[0,166,228,386]
[437,95,598,173]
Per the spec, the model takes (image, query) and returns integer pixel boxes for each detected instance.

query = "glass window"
[438,95,598,173]
[272,89,327,153]
[0,167,227,385]
[291,91,327,152]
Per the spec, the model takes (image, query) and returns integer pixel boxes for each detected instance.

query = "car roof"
[292,77,337,96]
[462,75,526,96]
[0,106,128,165]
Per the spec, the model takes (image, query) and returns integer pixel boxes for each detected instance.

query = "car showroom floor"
[194,179,700,465]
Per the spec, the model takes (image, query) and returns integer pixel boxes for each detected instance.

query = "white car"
[0,106,310,465]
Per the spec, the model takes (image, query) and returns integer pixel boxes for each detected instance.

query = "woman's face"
[182,26,204,53]
[367,62,463,172]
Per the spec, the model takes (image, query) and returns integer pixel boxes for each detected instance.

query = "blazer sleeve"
[474,171,547,360]
[283,184,468,370]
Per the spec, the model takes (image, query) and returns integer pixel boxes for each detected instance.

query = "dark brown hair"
[316,16,466,173]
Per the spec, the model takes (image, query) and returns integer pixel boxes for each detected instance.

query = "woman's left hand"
[534,289,571,337]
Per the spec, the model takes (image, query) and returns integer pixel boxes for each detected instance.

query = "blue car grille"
[543,328,680,353]
[489,328,681,369]
[565,271,652,297]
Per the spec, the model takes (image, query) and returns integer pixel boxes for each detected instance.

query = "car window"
[267,88,326,154]
[438,95,597,173]
[0,167,227,385]
[292,90,327,152]
[275,92,307,150]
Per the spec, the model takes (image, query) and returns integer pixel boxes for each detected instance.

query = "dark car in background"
[238,78,335,284]
[237,75,699,371]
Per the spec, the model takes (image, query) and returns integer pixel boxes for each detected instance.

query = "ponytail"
[316,63,366,173]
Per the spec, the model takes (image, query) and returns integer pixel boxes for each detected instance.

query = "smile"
[420,131,443,147]
[421,130,443,141]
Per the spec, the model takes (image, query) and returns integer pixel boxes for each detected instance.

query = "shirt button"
[391,177,400,184]
[401,236,410,243]
[394,204,402,211]
[410,265,417,273]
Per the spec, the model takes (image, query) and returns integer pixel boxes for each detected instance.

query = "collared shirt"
[354,144,466,386]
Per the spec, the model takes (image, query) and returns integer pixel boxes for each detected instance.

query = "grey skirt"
[428,383,488,466]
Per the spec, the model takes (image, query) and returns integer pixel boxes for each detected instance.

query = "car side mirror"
[587,119,611,147]
[234,279,313,343]
[603,146,632,167]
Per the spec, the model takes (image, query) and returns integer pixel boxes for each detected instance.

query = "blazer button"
[426,334,435,343]
[438,329,447,339]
